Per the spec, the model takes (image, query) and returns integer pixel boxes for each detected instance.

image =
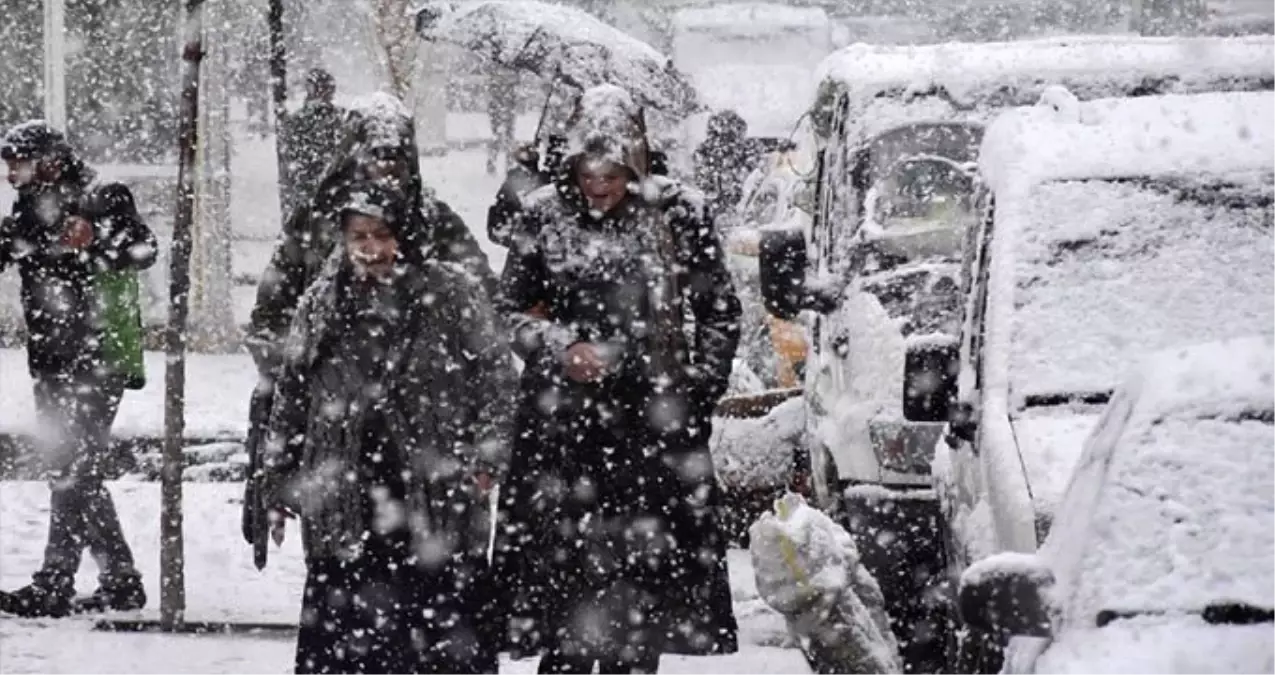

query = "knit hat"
[1,120,72,161]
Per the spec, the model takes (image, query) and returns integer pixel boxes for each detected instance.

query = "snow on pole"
[162,0,206,633]
[42,0,67,131]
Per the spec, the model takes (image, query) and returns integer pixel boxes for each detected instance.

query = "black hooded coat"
[248,94,498,374]
[263,182,517,674]
[491,85,742,660]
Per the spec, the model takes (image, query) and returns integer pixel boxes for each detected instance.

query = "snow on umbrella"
[414,0,700,116]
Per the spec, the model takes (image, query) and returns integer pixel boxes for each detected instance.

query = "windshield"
[1061,413,1275,625]
[856,123,983,189]
[856,263,963,339]
[871,157,978,234]
[1010,172,1275,399]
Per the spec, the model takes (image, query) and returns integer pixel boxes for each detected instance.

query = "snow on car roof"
[672,3,829,34]
[815,35,1274,101]
[979,90,1275,193]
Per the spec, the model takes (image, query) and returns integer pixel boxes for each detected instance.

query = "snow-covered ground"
[0,482,805,674]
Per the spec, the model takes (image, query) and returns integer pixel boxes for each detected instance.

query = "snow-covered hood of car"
[1024,613,1274,673]
[1010,408,1103,520]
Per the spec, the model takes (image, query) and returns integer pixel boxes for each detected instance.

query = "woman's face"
[577,159,630,213]
[344,213,399,281]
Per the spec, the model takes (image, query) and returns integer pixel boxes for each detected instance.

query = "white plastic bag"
[749,493,903,674]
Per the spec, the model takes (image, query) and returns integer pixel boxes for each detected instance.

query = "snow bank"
[711,397,804,490]
[816,35,1274,103]
[749,493,902,673]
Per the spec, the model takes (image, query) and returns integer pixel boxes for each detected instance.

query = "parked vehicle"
[910,89,1274,672]
[756,35,1274,672]
[957,335,1274,673]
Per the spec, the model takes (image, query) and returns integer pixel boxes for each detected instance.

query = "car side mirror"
[759,227,810,320]
[959,552,1055,641]
[902,338,959,422]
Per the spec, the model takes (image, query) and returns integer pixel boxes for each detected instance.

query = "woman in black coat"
[492,84,743,674]
[263,182,516,674]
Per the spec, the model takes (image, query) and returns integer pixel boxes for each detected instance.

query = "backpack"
[83,182,148,390]
[97,267,146,390]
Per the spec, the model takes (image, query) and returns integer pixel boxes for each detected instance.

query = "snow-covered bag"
[749,493,903,674]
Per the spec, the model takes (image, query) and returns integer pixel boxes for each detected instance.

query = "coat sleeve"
[486,180,520,249]
[676,194,742,404]
[86,183,158,271]
[260,298,316,512]
[495,207,576,362]
[0,216,15,273]
[430,199,500,301]
[451,275,518,480]
[247,224,312,374]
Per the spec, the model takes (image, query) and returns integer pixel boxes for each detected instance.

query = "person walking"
[486,68,520,175]
[263,181,515,674]
[492,84,742,674]
[0,121,157,617]
[279,68,347,219]
[692,109,758,220]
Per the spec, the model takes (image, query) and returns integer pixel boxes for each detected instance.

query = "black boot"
[74,573,147,613]
[0,577,75,618]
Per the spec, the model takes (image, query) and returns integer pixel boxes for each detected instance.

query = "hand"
[268,507,295,546]
[563,342,607,383]
[61,216,93,250]
[473,471,494,496]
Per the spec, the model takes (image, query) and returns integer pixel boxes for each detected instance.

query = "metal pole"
[162,0,205,633]
[268,0,288,219]
[43,0,67,130]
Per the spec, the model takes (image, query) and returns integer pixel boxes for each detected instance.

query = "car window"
[745,181,782,225]
[857,264,963,338]
[1009,171,1274,399]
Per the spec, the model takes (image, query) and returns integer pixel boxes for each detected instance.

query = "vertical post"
[162,0,205,633]
[43,0,67,131]
[268,0,289,219]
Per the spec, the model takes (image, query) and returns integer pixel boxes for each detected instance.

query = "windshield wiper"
[1203,602,1275,625]
[1022,391,1113,409]
[1097,603,1274,628]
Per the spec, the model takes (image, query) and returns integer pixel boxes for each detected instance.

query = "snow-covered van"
[755,35,1274,671]
[957,336,1274,673]
[914,90,1274,671]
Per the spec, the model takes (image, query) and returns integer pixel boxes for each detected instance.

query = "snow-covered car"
[756,35,1274,672]
[908,90,1274,672]
[957,335,1274,673]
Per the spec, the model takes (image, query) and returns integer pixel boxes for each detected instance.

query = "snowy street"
[0,481,808,674]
